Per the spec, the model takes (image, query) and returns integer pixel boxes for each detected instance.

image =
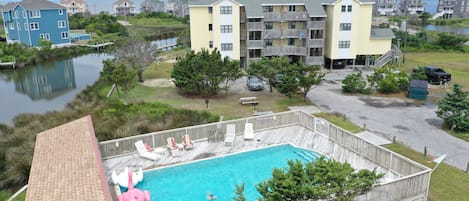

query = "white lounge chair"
[182,134,194,150]
[134,140,162,161]
[166,137,183,156]
[244,123,254,140]
[224,124,236,146]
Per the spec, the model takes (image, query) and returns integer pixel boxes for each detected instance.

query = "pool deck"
[102,125,314,181]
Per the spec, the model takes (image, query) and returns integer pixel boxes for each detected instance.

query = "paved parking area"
[307,71,469,170]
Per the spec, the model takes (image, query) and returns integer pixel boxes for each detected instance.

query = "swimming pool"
[134,144,320,201]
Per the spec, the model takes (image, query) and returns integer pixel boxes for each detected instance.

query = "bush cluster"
[342,72,372,95]
[367,66,409,94]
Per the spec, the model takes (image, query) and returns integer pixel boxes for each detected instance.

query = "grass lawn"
[0,190,26,201]
[399,52,469,90]
[385,144,469,201]
[313,112,364,134]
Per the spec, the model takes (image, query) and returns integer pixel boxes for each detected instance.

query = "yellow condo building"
[189,0,395,69]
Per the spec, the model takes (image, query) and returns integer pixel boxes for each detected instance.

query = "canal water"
[425,25,469,35]
[0,53,112,125]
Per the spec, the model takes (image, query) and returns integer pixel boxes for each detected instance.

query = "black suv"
[414,66,452,84]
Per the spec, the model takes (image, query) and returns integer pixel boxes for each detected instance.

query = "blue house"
[1,0,70,47]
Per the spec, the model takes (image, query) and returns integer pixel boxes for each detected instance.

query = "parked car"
[414,66,451,84]
[271,74,284,86]
[247,76,264,91]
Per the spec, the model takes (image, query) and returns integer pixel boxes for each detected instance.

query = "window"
[208,7,212,13]
[265,39,272,46]
[288,38,295,46]
[9,23,14,30]
[248,18,262,22]
[338,41,350,48]
[29,10,41,18]
[23,11,26,18]
[45,33,50,40]
[24,23,28,30]
[58,20,66,28]
[209,41,213,48]
[340,23,351,31]
[248,31,261,40]
[311,17,324,21]
[341,5,346,12]
[17,23,20,30]
[249,49,261,58]
[347,5,352,12]
[59,9,64,15]
[30,22,39,30]
[221,43,233,51]
[310,48,322,56]
[40,34,45,39]
[310,30,323,39]
[14,11,18,18]
[220,6,232,14]
[264,6,273,12]
[288,22,296,29]
[289,5,296,12]
[208,24,212,31]
[61,31,69,39]
[265,22,273,29]
[220,25,232,33]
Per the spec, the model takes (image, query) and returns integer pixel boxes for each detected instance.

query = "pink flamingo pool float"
[117,169,150,201]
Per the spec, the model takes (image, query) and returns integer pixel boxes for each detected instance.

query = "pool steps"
[294,150,318,162]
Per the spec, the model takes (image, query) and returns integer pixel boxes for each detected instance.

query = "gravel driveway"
[307,71,469,170]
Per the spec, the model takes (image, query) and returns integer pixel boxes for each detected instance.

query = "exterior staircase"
[373,44,401,68]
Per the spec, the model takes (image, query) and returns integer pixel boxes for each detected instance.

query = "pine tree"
[436,84,469,131]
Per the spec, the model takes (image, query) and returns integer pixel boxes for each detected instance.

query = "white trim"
[61,31,69,39]
[29,10,41,18]
[59,9,64,15]
[24,23,29,30]
[29,22,39,30]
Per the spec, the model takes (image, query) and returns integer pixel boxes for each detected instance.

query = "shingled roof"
[2,0,64,11]
[25,116,111,201]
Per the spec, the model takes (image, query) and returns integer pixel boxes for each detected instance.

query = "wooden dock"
[0,58,16,69]
[80,42,114,50]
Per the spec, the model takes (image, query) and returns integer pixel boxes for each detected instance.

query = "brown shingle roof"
[25,116,111,201]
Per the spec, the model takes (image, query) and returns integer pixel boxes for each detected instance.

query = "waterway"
[0,53,112,125]
[425,25,469,35]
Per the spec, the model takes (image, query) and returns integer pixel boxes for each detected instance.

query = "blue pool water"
[132,144,320,201]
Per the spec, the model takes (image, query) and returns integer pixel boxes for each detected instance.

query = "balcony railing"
[246,22,263,30]
[283,29,307,38]
[264,12,308,21]
[307,21,326,30]
[306,56,324,65]
[263,46,307,56]
[264,29,281,39]
[247,40,263,48]
[307,39,324,47]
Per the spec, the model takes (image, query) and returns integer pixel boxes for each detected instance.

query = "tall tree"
[101,60,137,104]
[114,36,158,82]
[436,84,469,131]
[233,183,246,201]
[296,65,324,100]
[277,63,324,98]
[171,49,241,96]
[256,158,383,201]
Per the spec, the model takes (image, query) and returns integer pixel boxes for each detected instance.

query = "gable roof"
[2,0,64,11]
[190,0,328,17]
[25,116,112,201]
[114,0,136,6]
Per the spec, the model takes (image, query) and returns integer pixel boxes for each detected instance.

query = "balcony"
[283,29,307,38]
[263,46,307,56]
[307,39,324,47]
[264,12,308,21]
[306,56,324,65]
[263,29,281,39]
[247,40,263,48]
[246,22,263,30]
[307,21,326,30]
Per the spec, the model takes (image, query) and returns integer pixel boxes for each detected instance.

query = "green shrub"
[342,72,368,94]
[379,78,399,93]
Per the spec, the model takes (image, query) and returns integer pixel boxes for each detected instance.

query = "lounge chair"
[224,124,236,146]
[182,134,194,150]
[166,137,183,156]
[134,140,162,161]
[244,123,254,140]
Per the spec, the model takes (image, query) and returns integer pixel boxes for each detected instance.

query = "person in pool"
[207,192,216,200]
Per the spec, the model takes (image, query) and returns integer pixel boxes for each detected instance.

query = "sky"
[0,0,146,14]
[0,0,439,14]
